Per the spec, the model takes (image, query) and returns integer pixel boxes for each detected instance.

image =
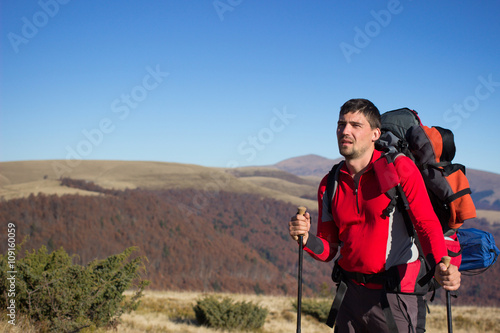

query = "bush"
[0,244,149,332]
[193,295,268,331]
[293,298,332,323]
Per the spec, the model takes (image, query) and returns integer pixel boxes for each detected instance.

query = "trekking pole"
[442,256,453,333]
[296,206,307,333]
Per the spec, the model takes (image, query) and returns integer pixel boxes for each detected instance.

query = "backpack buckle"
[331,262,342,283]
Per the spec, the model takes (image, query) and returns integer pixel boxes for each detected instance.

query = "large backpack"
[375,108,476,234]
[374,109,499,276]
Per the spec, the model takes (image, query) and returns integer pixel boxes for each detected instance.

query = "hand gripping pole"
[442,256,453,333]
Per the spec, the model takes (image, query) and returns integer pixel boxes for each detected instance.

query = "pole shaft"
[447,291,453,333]
[297,235,303,333]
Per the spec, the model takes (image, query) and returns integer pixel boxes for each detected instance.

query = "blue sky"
[1,1,500,175]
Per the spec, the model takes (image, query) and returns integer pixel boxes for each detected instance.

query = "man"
[289,99,460,332]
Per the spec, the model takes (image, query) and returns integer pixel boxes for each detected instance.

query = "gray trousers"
[334,279,418,333]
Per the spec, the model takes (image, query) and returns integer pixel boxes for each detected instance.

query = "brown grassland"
[119,291,500,333]
[0,160,318,210]
[2,290,499,333]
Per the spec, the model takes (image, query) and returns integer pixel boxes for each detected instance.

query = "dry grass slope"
[118,291,500,333]
[476,209,500,225]
[0,160,317,208]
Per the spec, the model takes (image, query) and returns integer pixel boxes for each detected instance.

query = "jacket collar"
[340,149,383,176]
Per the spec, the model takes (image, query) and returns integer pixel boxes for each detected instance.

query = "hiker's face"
[337,111,380,160]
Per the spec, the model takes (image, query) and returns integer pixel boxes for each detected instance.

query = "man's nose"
[339,124,351,136]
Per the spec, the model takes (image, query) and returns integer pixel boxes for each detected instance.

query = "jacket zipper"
[354,180,360,214]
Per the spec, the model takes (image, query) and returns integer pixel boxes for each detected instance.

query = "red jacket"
[304,150,447,291]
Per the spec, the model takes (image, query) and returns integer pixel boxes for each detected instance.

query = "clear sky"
[1,1,500,175]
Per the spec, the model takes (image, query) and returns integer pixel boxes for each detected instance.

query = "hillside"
[0,188,329,296]
[0,160,316,209]
[1,158,500,307]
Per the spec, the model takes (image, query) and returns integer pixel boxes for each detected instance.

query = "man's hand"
[434,261,461,291]
[289,212,311,246]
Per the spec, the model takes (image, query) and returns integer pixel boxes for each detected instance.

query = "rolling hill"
[0,160,317,209]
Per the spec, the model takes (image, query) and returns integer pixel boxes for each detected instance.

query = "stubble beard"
[339,142,369,161]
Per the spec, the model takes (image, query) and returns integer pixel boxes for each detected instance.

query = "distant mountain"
[272,154,343,178]
[466,169,500,210]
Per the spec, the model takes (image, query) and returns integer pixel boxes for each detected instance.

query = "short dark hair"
[339,98,381,129]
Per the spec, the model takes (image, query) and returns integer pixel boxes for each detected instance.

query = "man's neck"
[345,151,374,178]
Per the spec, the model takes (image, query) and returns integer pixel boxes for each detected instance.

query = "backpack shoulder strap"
[326,161,344,216]
[386,153,441,291]
[376,152,415,237]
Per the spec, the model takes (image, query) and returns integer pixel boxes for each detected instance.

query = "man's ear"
[372,128,381,142]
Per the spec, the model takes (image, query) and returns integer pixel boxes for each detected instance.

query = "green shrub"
[293,298,331,323]
[193,295,268,331]
[0,244,149,332]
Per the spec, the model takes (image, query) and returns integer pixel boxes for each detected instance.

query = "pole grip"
[442,256,451,268]
[442,256,453,333]
[292,206,307,241]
